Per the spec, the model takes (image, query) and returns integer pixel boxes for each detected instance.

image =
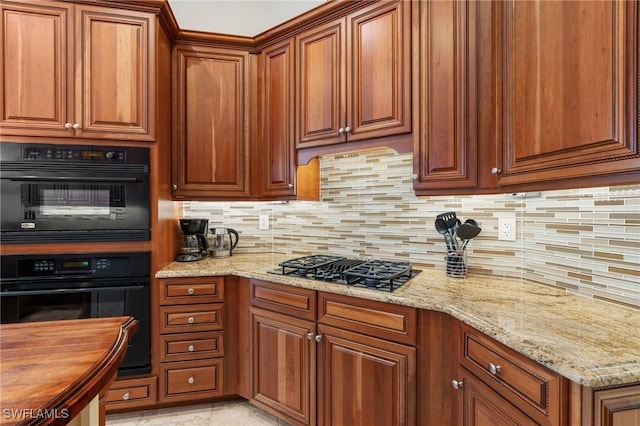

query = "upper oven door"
[0,176,149,242]
[0,142,149,243]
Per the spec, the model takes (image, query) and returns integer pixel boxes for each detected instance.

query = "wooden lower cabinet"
[248,280,416,426]
[250,307,316,425]
[104,376,158,413]
[316,324,416,426]
[159,358,224,402]
[459,368,537,426]
[459,323,567,426]
[157,277,226,404]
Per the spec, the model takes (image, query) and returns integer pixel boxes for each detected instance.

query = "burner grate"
[270,255,420,292]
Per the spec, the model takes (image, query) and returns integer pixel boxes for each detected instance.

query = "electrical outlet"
[498,216,516,241]
[259,214,270,230]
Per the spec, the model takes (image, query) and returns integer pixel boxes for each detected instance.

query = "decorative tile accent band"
[183,148,640,309]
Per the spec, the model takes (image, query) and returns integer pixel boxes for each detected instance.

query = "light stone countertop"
[156,253,640,388]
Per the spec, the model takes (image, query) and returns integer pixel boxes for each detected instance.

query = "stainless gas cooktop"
[269,255,420,292]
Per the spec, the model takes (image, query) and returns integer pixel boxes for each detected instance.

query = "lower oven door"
[0,282,150,376]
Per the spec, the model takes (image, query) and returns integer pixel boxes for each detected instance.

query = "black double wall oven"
[0,142,152,377]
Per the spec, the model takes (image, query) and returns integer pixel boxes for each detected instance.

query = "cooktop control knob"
[105,151,115,160]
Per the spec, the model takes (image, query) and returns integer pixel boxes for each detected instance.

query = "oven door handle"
[7,176,138,183]
[1,285,146,296]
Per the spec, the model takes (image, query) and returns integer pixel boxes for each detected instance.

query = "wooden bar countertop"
[0,317,138,426]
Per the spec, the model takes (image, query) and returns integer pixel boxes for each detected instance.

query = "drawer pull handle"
[188,288,195,295]
[188,316,195,324]
[122,392,130,400]
[488,363,502,375]
[188,376,195,384]
[188,345,195,352]
[451,379,464,390]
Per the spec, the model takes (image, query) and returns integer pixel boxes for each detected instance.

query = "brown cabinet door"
[346,0,411,142]
[75,5,155,141]
[295,1,411,149]
[172,44,250,198]
[413,0,478,191]
[459,368,537,426]
[257,39,296,197]
[250,307,315,426]
[317,324,416,426]
[497,0,639,186]
[296,18,346,148]
[0,0,73,137]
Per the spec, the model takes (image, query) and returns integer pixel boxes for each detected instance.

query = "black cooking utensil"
[435,218,456,252]
[455,223,482,254]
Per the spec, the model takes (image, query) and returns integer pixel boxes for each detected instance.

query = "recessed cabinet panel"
[173,45,250,198]
[498,0,639,185]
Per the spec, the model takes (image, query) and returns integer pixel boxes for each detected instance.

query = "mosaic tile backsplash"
[182,148,640,309]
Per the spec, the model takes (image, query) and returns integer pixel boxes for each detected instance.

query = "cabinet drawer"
[104,376,157,412]
[251,279,316,320]
[160,331,224,362]
[460,324,565,422]
[318,292,416,345]
[159,358,224,402]
[159,277,224,305]
[159,304,224,334]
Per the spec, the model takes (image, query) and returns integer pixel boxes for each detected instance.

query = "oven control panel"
[22,146,126,162]
[1,252,149,280]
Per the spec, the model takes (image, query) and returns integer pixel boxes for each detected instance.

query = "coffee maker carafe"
[208,227,239,258]
[176,219,208,262]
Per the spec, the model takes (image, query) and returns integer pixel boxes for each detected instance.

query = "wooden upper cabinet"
[296,0,411,148]
[172,44,250,199]
[256,39,296,198]
[0,0,155,141]
[496,0,639,186]
[296,18,345,147]
[1,1,72,137]
[74,5,154,140]
[413,0,478,192]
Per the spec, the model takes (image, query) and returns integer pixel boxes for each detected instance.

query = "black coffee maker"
[176,218,208,262]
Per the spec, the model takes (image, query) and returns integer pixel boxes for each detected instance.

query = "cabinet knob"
[411,174,418,181]
[488,363,502,375]
[315,334,323,343]
[122,392,130,401]
[307,332,314,340]
[188,345,195,352]
[188,316,195,324]
[451,379,464,390]
[288,183,294,189]
[188,376,195,384]
[338,127,345,134]
[72,123,81,130]
[64,123,73,129]
[491,167,502,175]
[344,126,351,133]
[172,184,178,190]
[187,288,195,295]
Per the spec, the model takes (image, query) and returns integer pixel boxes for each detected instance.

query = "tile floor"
[106,400,290,426]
